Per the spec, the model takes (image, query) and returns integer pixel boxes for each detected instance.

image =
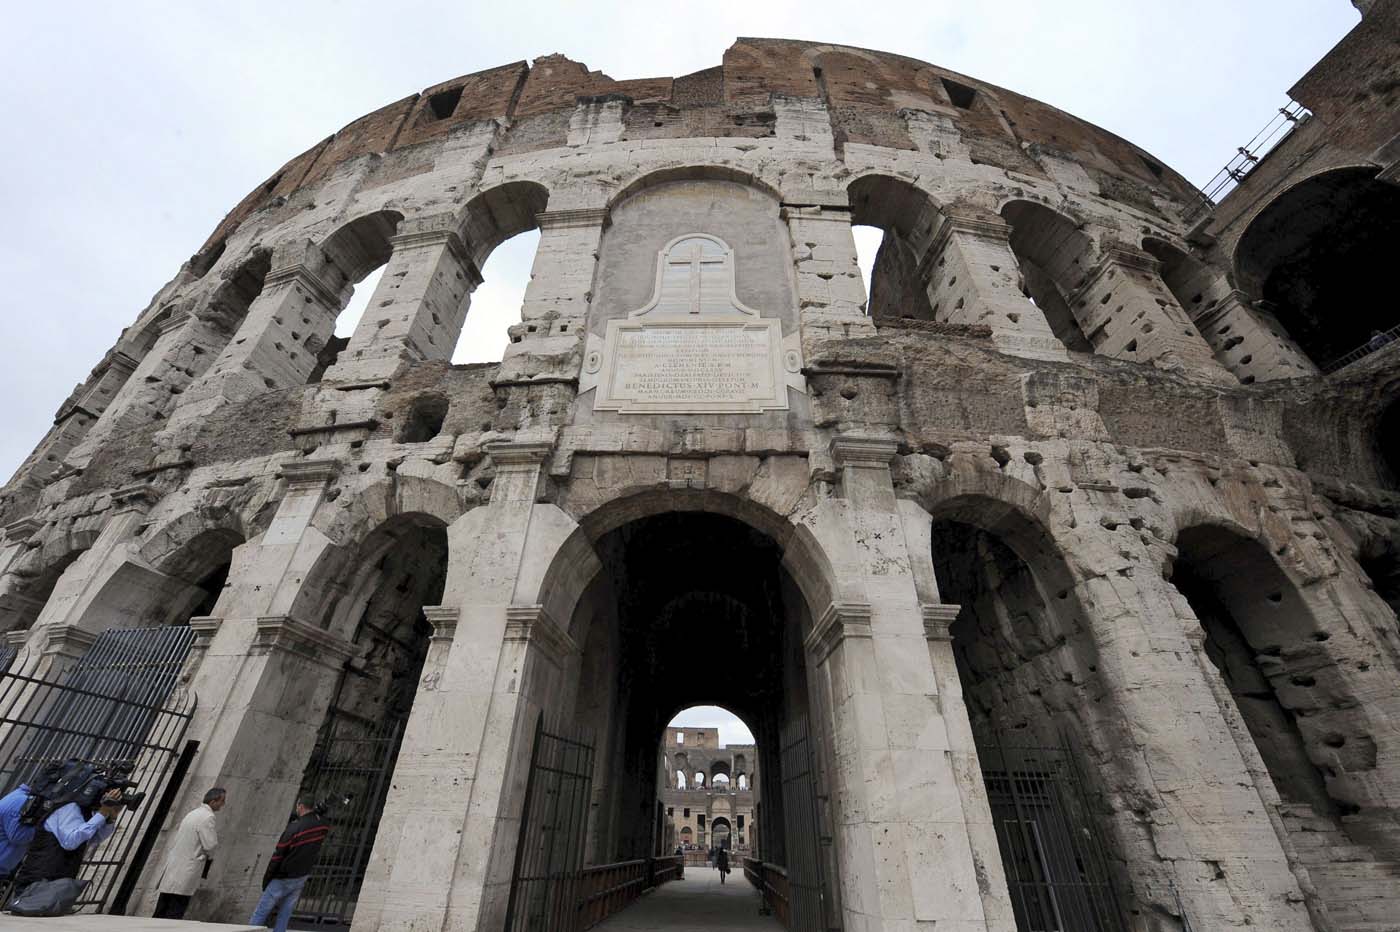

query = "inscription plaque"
[586,233,802,414]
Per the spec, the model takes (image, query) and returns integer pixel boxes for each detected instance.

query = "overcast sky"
[0,1,1358,482]
[670,706,757,746]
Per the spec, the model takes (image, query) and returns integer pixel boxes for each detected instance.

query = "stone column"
[184,240,348,407]
[804,434,1011,931]
[63,309,218,473]
[920,212,1069,362]
[495,208,605,385]
[352,440,584,932]
[783,202,876,353]
[1062,532,1316,930]
[324,214,482,383]
[1193,290,1318,382]
[132,459,357,920]
[1070,245,1233,381]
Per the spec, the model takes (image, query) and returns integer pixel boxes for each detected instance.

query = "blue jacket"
[0,785,35,876]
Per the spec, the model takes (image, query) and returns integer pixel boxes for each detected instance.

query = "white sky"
[669,705,757,746]
[0,2,1359,482]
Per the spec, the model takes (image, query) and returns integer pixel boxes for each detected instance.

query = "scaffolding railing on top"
[1186,100,1311,223]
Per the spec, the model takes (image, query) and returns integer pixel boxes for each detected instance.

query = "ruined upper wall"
[196,38,1199,256]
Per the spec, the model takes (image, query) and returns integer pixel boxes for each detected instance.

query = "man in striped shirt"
[248,796,330,932]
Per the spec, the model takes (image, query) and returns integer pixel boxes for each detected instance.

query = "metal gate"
[977,734,1124,932]
[292,708,406,926]
[0,626,196,912]
[779,716,827,932]
[504,718,595,932]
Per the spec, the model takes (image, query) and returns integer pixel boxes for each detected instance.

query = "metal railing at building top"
[1185,100,1311,223]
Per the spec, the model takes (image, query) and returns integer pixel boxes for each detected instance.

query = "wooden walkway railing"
[575,855,684,930]
[744,858,791,927]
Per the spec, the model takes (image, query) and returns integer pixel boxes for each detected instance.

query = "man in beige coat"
[152,787,225,919]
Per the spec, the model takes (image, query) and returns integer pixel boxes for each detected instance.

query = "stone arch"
[533,488,839,633]
[0,546,87,635]
[1167,519,1400,896]
[203,247,274,340]
[1234,166,1400,370]
[286,475,467,633]
[320,210,404,286]
[846,173,943,320]
[999,199,1096,352]
[606,165,783,216]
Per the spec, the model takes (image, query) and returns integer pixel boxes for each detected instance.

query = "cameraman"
[0,781,37,880]
[248,796,329,932]
[12,787,123,887]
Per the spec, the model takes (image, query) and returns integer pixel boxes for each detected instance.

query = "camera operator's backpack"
[6,878,88,916]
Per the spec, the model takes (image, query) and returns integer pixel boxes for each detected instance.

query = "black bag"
[6,877,88,916]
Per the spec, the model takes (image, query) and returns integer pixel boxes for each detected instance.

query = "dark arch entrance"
[1235,167,1400,369]
[523,509,834,928]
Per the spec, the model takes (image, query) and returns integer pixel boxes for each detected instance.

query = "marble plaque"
[586,233,803,414]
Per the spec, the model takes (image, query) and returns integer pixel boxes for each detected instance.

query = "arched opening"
[511,506,828,926]
[1235,168,1400,370]
[930,507,1125,932]
[1000,201,1094,352]
[312,211,402,381]
[1170,523,1383,922]
[1355,526,1400,621]
[657,706,758,862]
[452,182,549,363]
[0,548,86,639]
[292,515,447,926]
[848,175,939,321]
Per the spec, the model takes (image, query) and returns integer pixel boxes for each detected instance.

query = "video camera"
[18,759,146,826]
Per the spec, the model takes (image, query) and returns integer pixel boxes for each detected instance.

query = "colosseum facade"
[0,7,1398,931]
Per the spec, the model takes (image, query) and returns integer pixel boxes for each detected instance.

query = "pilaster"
[783,204,877,354]
[920,212,1069,361]
[1070,245,1233,382]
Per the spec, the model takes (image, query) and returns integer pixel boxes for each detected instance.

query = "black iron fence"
[504,719,596,932]
[778,716,825,932]
[0,626,197,913]
[292,709,406,927]
[978,734,1125,932]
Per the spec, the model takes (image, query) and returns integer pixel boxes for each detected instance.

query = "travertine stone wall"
[1,29,1398,932]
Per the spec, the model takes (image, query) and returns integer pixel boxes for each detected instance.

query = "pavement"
[592,866,782,931]
[0,916,258,931]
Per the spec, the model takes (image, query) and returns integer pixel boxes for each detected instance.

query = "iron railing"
[745,858,790,926]
[1322,323,1400,374]
[504,719,596,932]
[978,734,1125,932]
[292,710,406,927]
[0,627,196,913]
[778,717,825,931]
[1187,100,1310,223]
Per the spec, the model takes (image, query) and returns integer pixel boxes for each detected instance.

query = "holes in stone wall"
[427,86,464,121]
[396,393,449,443]
[941,77,977,109]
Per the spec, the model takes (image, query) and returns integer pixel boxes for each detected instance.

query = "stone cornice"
[155,309,193,337]
[111,483,164,513]
[504,604,579,667]
[3,629,30,650]
[390,227,482,286]
[277,458,342,489]
[2,517,44,543]
[422,605,460,643]
[263,263,344,310]
[486,440,554,468]
[106,351,142,376]
[253,615,356,669]
[921,603,961,641]
[830,435,899,469]
[804,601,874,662]
[536,208,608,231]
[42,624,98,660]
[187,615,222,646]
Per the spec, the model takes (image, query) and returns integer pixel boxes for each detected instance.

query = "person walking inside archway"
[248,796,329,932]
[715,846,730,884]
[153,787,225,919]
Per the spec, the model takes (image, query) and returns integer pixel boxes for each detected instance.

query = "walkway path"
[592,866,782,931]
